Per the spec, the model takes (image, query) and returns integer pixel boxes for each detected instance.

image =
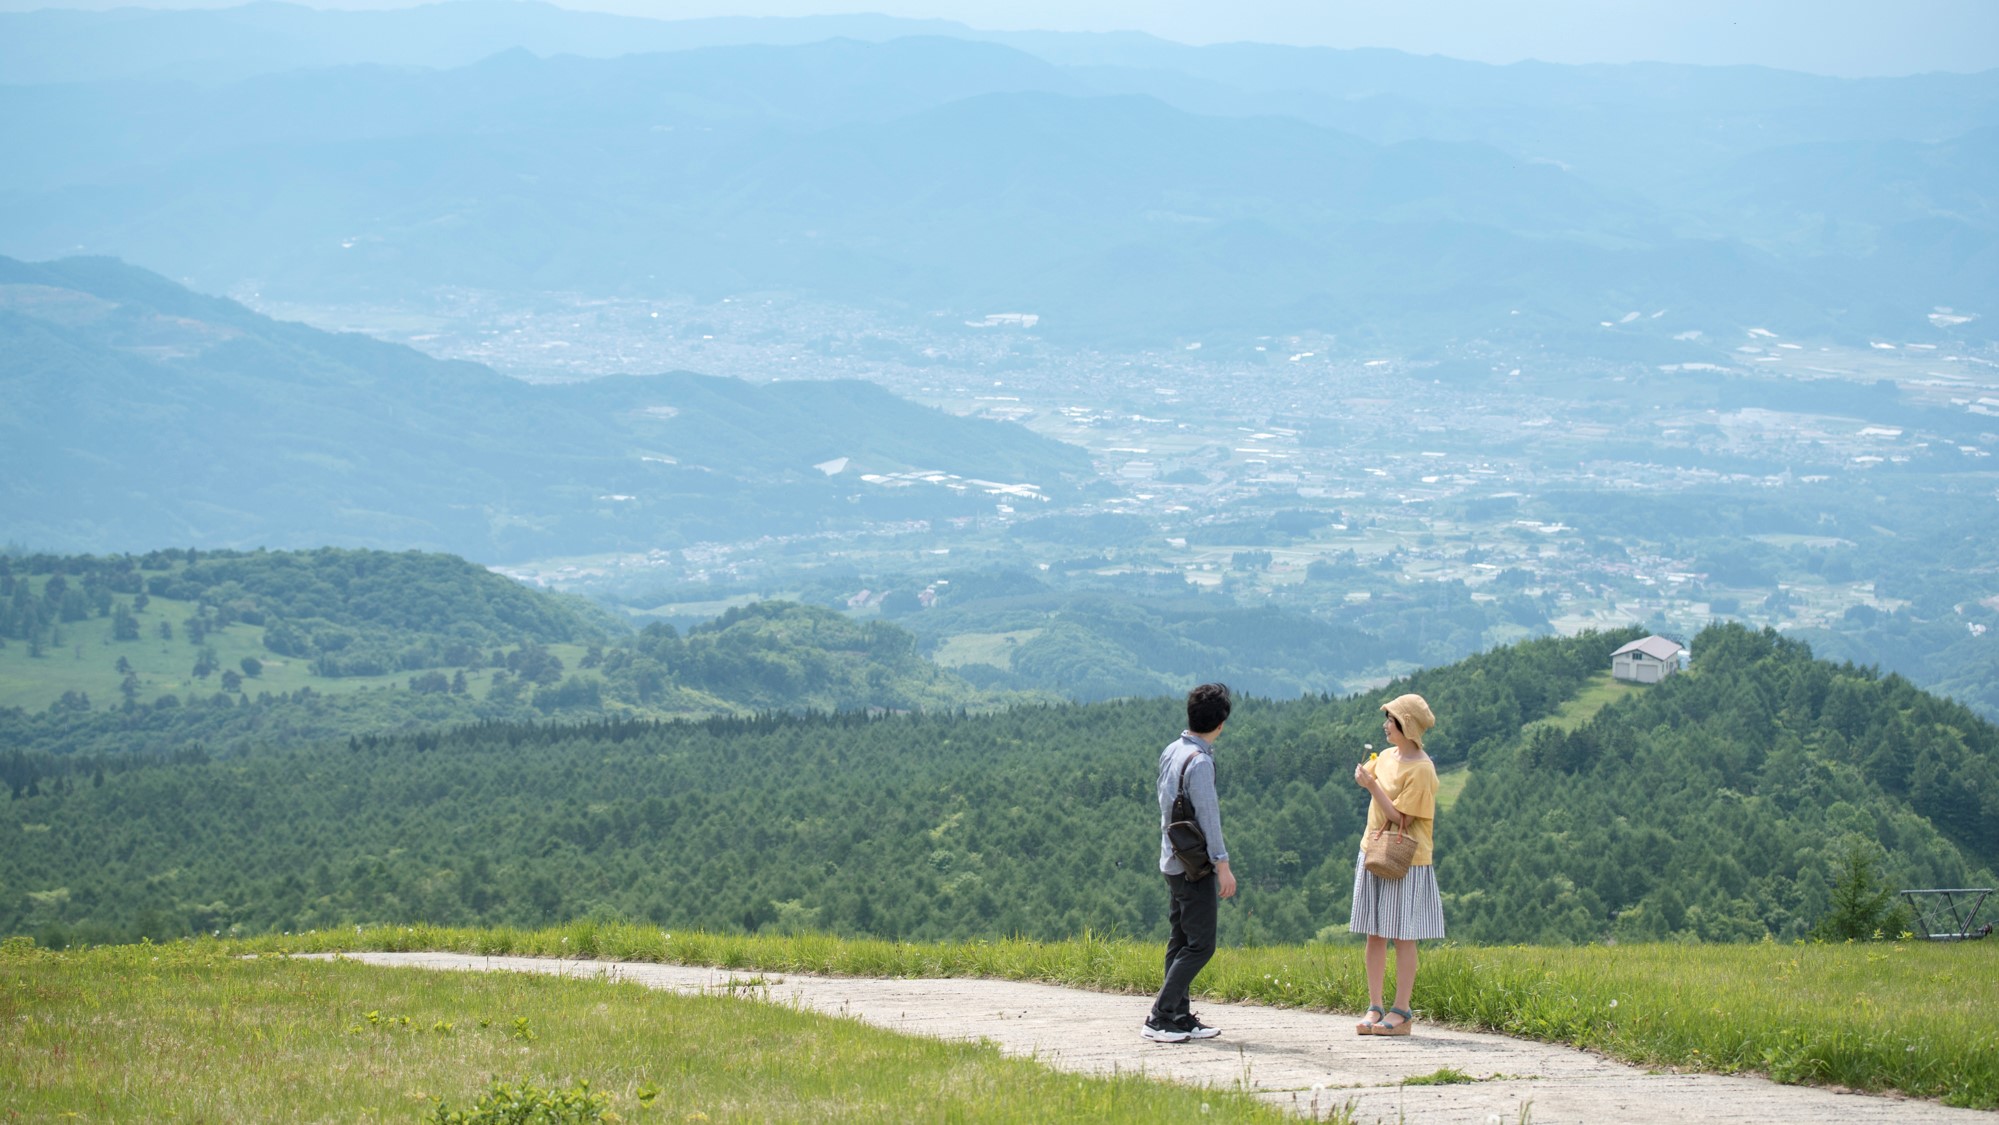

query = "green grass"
[0,938,1289,1123]
[0,588,593,712]
[1529,670,1646,734]
[1402,1066,1479,1086]
[930,630,1043,670]
[213,923,1999,1109]
[1434,762,1470,814]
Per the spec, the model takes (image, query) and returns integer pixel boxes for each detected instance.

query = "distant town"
[254,284,1999,677]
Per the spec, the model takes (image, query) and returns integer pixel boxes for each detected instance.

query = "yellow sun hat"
[1380,693,1436,746]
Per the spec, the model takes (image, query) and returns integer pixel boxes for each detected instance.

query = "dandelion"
[1609,999,1618,1008]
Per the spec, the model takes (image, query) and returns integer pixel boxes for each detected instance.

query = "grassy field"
[929,629,1043,670]
[0,938,1290,1123]
[1532,670,1645,733]
[0,587,593,712]
[1433,762,1470,814]
[214,923,1999,1110]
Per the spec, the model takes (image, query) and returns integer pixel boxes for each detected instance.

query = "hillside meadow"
[8,925,1994,1112]
[0,936,1287,1123]
[284,923,1999,1109]
[0,584,600,715]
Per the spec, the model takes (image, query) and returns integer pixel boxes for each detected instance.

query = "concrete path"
[311,952,1992,1123]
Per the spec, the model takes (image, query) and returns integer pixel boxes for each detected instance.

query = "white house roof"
[1612,635,1686,661]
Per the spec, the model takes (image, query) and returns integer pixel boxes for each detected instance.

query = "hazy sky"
[628,0,1999,75]
[12,0,1999,77]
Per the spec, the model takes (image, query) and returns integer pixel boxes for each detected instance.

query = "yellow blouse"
[1364,752,1439,866]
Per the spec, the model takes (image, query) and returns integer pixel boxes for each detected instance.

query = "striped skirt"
[1348,850,1446,941]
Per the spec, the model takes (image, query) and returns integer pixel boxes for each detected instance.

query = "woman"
[1349,692,1443,1036]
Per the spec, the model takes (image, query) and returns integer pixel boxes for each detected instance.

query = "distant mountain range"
[0,255,1092,559]
[1,6,1993,347]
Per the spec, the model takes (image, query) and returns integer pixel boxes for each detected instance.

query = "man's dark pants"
[1150,870,1218,1026]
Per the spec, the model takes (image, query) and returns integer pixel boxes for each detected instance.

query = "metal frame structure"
[1899,888,1994,941]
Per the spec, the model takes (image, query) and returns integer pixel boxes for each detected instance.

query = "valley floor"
[320,952,1993,1124]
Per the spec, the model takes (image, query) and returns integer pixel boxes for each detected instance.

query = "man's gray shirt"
[1157,731,1229,875]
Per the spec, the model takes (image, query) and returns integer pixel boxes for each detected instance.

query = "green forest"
[6,621,1993,950]
[0,548,1020,761]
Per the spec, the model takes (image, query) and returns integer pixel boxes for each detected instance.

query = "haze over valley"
[8,4,1994,712]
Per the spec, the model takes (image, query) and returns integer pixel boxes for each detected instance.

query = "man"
[1143,681,1238,1043]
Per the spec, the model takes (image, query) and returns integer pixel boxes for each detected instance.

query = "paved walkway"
[312,952,1992,1123]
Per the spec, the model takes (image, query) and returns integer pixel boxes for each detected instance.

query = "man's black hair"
[1187,682,1232,734]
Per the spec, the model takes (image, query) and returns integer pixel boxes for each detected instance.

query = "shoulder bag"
[1166,751,1213,882]
[1363,821,1418,881]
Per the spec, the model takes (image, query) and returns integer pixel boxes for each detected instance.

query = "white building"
[1611,635,1685,684]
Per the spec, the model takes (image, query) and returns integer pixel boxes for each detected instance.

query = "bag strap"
[1174,743,1204,808]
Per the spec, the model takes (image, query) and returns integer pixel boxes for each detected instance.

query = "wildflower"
[1608,999,1618,1008]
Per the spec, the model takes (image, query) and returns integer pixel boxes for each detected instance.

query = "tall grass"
[0,937,1289,1122]
[235,923,1999,1109]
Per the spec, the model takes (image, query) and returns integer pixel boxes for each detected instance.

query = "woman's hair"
[1386,715,1404,734]
[1186,682,1232,734]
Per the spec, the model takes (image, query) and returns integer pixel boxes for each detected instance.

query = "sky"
[618,0,1999,75]
[8,0,1998,77]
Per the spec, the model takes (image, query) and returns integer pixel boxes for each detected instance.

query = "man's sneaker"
[1179,1013,1222,1040]
[1141,1016,1191,1043]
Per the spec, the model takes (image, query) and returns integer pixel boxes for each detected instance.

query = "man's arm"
[1190,757,1237,898]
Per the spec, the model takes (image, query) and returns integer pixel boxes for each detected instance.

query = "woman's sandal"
[1355,1004,1385,1035]
[1375,1006,1415,1036]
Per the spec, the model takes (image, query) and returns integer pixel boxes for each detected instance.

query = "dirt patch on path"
[312,952,1991,1123]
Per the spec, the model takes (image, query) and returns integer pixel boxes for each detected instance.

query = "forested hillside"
[0,548,1015,761]
[7,623,1990,949]
[1444,624,1999,942]
[907,585,1522,701]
